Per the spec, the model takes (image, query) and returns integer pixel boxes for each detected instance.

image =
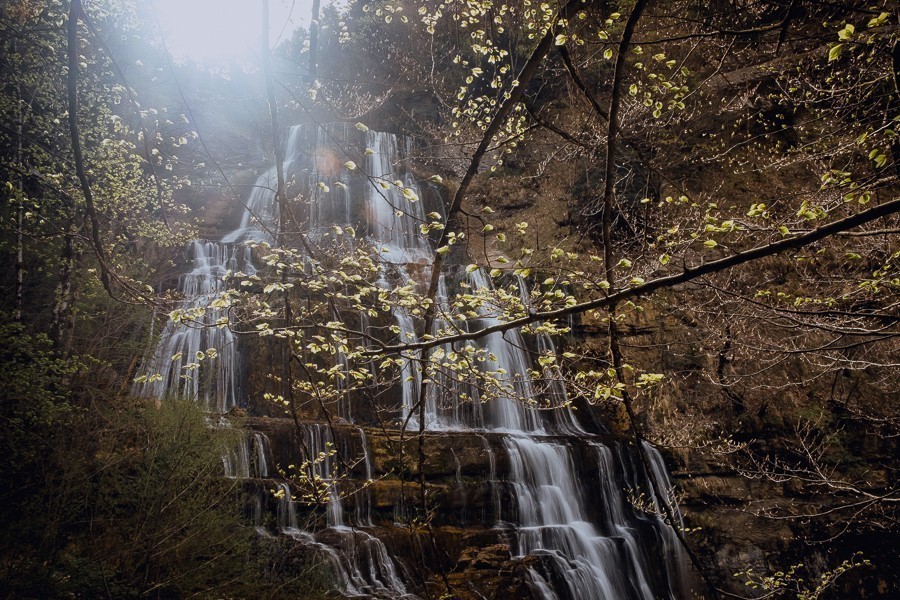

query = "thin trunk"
[262,0,297,474]
[15,201,24,322]
[67,0,109,294]
[262,0,286,232]
[598,1,722,596]
[308,0,320,77]
[717,324,745,414]
[52,223,81,353]
[14,49,25,322]
[14,177,24,322]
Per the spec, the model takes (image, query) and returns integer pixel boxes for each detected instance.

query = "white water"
[332,129,690,598]
[222,432,251,479]
[364,130,432,263]
[294,423,413,598]
[139,123,690,599]
[133,241,243,412]
[134,126,311,409]
[253,432,271,477]
[136,125,415,598]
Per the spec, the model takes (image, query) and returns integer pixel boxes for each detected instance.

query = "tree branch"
[67,0,112,297]
[376,196,900,355]
[420,0,598,315]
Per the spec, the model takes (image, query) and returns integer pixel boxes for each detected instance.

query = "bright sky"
[152,0,310,62]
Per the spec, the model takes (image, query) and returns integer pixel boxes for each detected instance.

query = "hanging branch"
[66,0,153,306]
[67,0,112,297]
[420,0,598,314]
[592,0,719,594]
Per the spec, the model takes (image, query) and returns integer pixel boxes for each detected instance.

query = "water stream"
[136,124,692,598]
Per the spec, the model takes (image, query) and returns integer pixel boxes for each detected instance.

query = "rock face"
[240,416,696,599]
[667,445,899,598]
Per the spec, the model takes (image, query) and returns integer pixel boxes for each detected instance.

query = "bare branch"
[377,196,900,355]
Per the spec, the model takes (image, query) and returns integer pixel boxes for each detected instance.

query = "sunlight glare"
[153,0,307,62]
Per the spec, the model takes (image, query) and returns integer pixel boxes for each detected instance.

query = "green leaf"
[828,44,843,62]
[869,12,890,28]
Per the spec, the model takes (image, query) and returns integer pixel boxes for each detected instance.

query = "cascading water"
[293,423,414,598]
[139,122,692,599]
[133,126,311,408]
[319,127,689,598]
[136,124,416,598]
[363,130,432,263]
[312,127,692,598]
[253,432,271,477]
[133,240,243,412]
[222,432,251,479]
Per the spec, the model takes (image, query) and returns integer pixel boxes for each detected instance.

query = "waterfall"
[138,123,691,599]
[353,427,374,527]
[133,241,242,412]
[222,432,251,479]
[364,130,432,263]
[330,128,690,598]
[515,275,583,434]
[135,124,417,598]
[253,432,271,477]
[134,126,311,408]
[295,423,413,597]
